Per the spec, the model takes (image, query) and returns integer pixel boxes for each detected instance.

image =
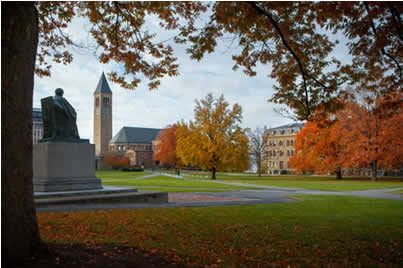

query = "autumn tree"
[180,2,402,120]
[247,127,267,176]
[154,124,181,168]
[2,2,205,263]
[291,92,403,181]
[335,94,403,181]
[289,120,344,179]
[176,94,249,179]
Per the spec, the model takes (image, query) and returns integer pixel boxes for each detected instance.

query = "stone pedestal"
[33,142,103,192]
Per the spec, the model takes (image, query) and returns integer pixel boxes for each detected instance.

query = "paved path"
[36,172,402,212]
[102,173,159,182]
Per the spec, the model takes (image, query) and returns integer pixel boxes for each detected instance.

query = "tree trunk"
[212,167,216,180]
[371,160,377,182]
[2,2,42,264]
[335,169,343,180]
[257,155,261,177]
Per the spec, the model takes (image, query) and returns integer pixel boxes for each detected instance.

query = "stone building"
[32,108,43,144]
[108,127,162,168]
[263,123,304,174]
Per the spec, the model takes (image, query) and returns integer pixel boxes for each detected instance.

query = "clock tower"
[93,72,112,156]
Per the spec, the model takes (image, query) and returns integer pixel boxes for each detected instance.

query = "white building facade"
[33,108,43,144]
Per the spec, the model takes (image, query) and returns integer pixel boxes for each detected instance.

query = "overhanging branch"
[247,1,311,118]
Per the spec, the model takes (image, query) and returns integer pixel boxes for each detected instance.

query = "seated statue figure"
[40,88,85,142]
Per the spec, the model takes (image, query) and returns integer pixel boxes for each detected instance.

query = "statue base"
[33,142,103,192]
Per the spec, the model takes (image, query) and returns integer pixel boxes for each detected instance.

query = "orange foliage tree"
[289,120,344,179]
[291,92,403,181]
[154,125,181,168]
[335,93,403,181]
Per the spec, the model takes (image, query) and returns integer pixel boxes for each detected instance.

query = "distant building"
[263,123,304,174]
[32,108,43,144]
[109,127,162,168]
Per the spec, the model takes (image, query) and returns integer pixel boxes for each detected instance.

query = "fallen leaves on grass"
[37,198,403,267]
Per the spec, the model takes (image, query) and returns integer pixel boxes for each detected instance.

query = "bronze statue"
[40,88,86,142]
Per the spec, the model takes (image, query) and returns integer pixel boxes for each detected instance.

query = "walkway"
[36,172,402,212]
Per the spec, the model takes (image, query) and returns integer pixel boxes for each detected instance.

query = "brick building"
[108,127,162,168]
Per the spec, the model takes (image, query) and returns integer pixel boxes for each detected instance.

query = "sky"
[33,11,349,143]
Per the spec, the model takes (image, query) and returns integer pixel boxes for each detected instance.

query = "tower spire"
[94,72,112,94]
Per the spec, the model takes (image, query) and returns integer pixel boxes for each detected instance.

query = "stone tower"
[93,72,112,156]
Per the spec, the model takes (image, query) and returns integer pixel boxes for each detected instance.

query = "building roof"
[265,123,305,136]
[110,127,162,144]
[267,123,305,131]
[94,72,112,94]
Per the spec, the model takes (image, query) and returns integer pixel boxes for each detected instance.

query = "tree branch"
[387,2,403,42]
[364,2,402,81]
[247,1,311,119]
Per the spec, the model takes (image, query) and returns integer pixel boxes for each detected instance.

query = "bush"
[120,167,144,172]
[104,153,130,169]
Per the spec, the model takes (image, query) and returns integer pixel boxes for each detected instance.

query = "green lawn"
[96,170,152,180]
[389,189,403,195]
[137,188,234,193]
[101,175,259,191]
[38,195,403,267]
[182,173,403,191]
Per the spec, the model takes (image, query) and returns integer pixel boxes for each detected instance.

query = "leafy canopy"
[36,1,206,89]
[36,2,402,120]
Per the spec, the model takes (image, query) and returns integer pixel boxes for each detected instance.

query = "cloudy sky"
[33,12,348,143]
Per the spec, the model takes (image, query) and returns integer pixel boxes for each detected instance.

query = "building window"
[273,151,276,157]
[287,150,290,156]
[291,140,294,146]
[103,97,109,116]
